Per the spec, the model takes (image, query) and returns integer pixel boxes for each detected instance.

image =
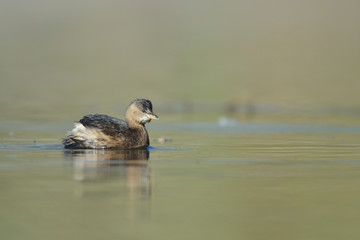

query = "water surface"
[1,121,360,240]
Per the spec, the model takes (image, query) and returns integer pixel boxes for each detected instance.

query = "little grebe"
[63,99,158,149]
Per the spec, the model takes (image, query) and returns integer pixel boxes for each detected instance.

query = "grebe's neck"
[126,117,144,129]
[125,113,149,146]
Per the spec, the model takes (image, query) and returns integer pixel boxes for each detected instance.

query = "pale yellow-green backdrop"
[1,0,359,121]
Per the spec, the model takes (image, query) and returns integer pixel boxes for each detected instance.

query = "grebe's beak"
[146,113,159,120]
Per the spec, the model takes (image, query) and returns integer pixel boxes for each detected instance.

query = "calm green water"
[1,121,360,240]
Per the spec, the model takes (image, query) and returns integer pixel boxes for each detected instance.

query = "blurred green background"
[1,0,360,122]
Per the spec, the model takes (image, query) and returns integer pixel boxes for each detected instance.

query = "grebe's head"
[126,99,159,125]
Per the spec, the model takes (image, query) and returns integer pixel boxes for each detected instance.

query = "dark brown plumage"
[63,99,158,149]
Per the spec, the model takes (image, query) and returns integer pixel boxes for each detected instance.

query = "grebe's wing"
[79,114,128,136]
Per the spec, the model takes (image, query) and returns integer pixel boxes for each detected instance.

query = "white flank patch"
[70,122,107,142]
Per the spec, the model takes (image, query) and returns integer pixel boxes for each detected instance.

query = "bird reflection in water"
[64,148,152,203]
